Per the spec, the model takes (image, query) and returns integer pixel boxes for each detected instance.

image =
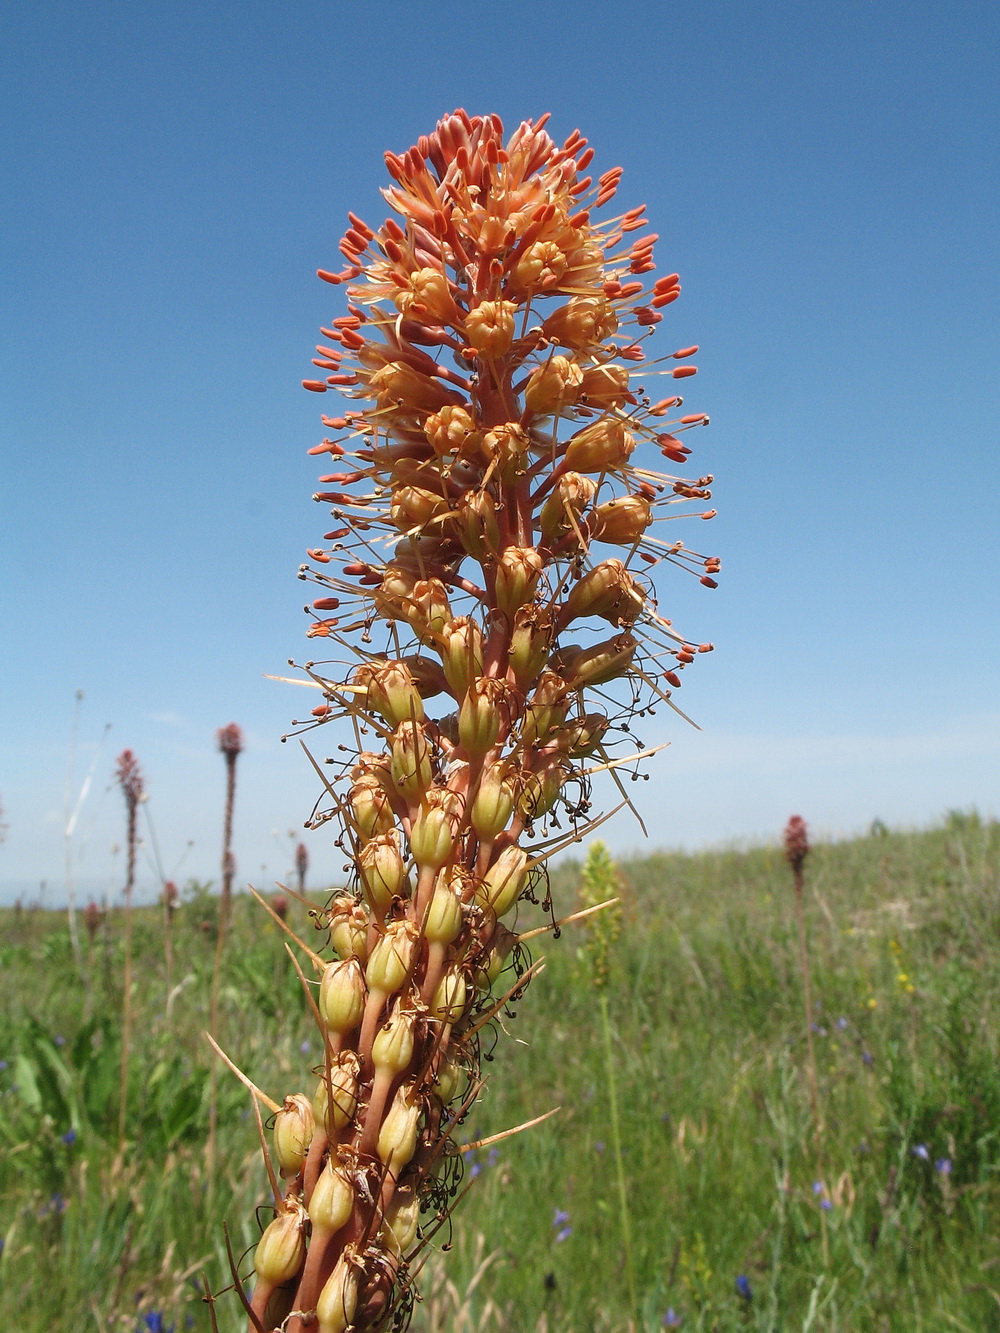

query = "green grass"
[3,810,999,1331]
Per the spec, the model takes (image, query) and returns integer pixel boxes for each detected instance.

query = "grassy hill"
[2,811,998,1331]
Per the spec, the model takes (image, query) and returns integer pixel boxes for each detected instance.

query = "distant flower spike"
[234,109,718,1331]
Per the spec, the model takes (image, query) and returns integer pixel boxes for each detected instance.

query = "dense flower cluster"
[242,110,717,1332]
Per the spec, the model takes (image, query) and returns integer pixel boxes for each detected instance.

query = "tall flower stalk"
[228,110,718,1331]
[115,748,143,1151]
[209,722,244,1175]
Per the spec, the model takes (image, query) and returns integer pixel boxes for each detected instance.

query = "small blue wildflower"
[861,1051,874,1066]
[663,1308,682,1328]
[553,1208,570,1229]
[555,1225,572,1243]
[820,1198,833,1211]
[812,1181,824,1195]
[735,1274,752,1301]
[0,1060,8,1071]
[299,1040,312,1056]
[469,1161,481,1179]
[487,1147,500,1168]
[594,1140,605,1154]
[836,1017,849,1031]
[61,1128,77,1146]
[936,1157,952,1176]
[143,1314,176,1333]
[0,1237,5,1255]
[54,1035,66,1047]
[912,1144,929,1162]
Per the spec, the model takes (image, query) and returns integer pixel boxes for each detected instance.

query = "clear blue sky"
[2,0,998,903]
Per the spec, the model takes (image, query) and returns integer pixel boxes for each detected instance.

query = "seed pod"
[482,421,530,477]
[539,472,597,541]
[328,895,370,961]
[471,763,516,839]
[440,617,484,696]
[508,607,554,687]
[473,924,517,991]
[424,873,465,945]
[316,1249,361,1333]
[365,918,420,998]
[559,712,611,757]
[390,485,451,534]
[518,759,569,821]
[454,488,499,561]
[358,830,409,915]
[307,1157,355,1233]
[407,578,452,638]
[521,671,570,746]
[349,776,395,840]
[377,1083,422,1176]
[386,1185,421,1253]
[524,355,583,414]
[578,362,631,410]
[372,1006,418,1076]
[273,1094,315,1178]
[561,559,645,627]
[409,789,461,869]
[400,653,449,699]
[355,660,425,726]
[557,633,637,689]
[562,418,635,473]
[458,679,503,757]
[589,494,652,544]
[476,846,529,918]
[432,1055,463,1103]
[390,721,434,799]
[312,1054,361,1133]
[430,967,467,1023]
[319,957,367,1036]
[254,1200,307,1285]
[494,546,544,618]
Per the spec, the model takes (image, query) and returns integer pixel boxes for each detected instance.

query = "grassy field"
[2,810,999,1331]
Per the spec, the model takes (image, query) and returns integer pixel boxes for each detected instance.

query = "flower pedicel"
[228,109,718,1331]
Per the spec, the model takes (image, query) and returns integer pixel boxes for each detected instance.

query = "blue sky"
[2,0,998,903]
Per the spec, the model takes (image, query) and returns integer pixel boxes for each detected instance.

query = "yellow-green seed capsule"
[349,776,395,840]
[557,633,637,689]
[589,494,652,545]
[559,712,611,757]
[539,471,597,542]
[493,546,543,618]
[562,417,635,473]
[312,1054,361,1133]
[273,1094,315,1178]
[365,919,419,997]
[328,896,369,962]
[424,874,465,945]
[561,558,644,627]
[371,1006,417,1077]
[508,607,554,686]
[377,1083,421,1176]
[440,617,484,697]
[524,355,583,415]
[409,791,459,870]
[432,1055,463,1104]
[473,925,517,991]
[386,1186,421,1253]
[521,671,570,746]
[390,720,434,798]
[358,830,408,914]
[518,759,569,821]
[455,488,500,561]
[407,577,452,639]
[476,846,529,918]
[430,968,467,1023]
[458,680,502,757]
[307,1158,355,1234]
[253,1201,307,1285]
[471,764,516,839]
[316,1250,361,1333]
[356,660,425,727]
[319,957,366,1036]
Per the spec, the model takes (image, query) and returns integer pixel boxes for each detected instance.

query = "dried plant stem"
[115,750,143,1151]
[792,866,821,1145]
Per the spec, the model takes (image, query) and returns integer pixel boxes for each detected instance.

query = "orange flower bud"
[511,239,568,296]
[393,266,460,324]
[542,295,618,350]
[390,484,451,534]
[562,418,635,473]
[424,404,482,458]
[578,362,631,410]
